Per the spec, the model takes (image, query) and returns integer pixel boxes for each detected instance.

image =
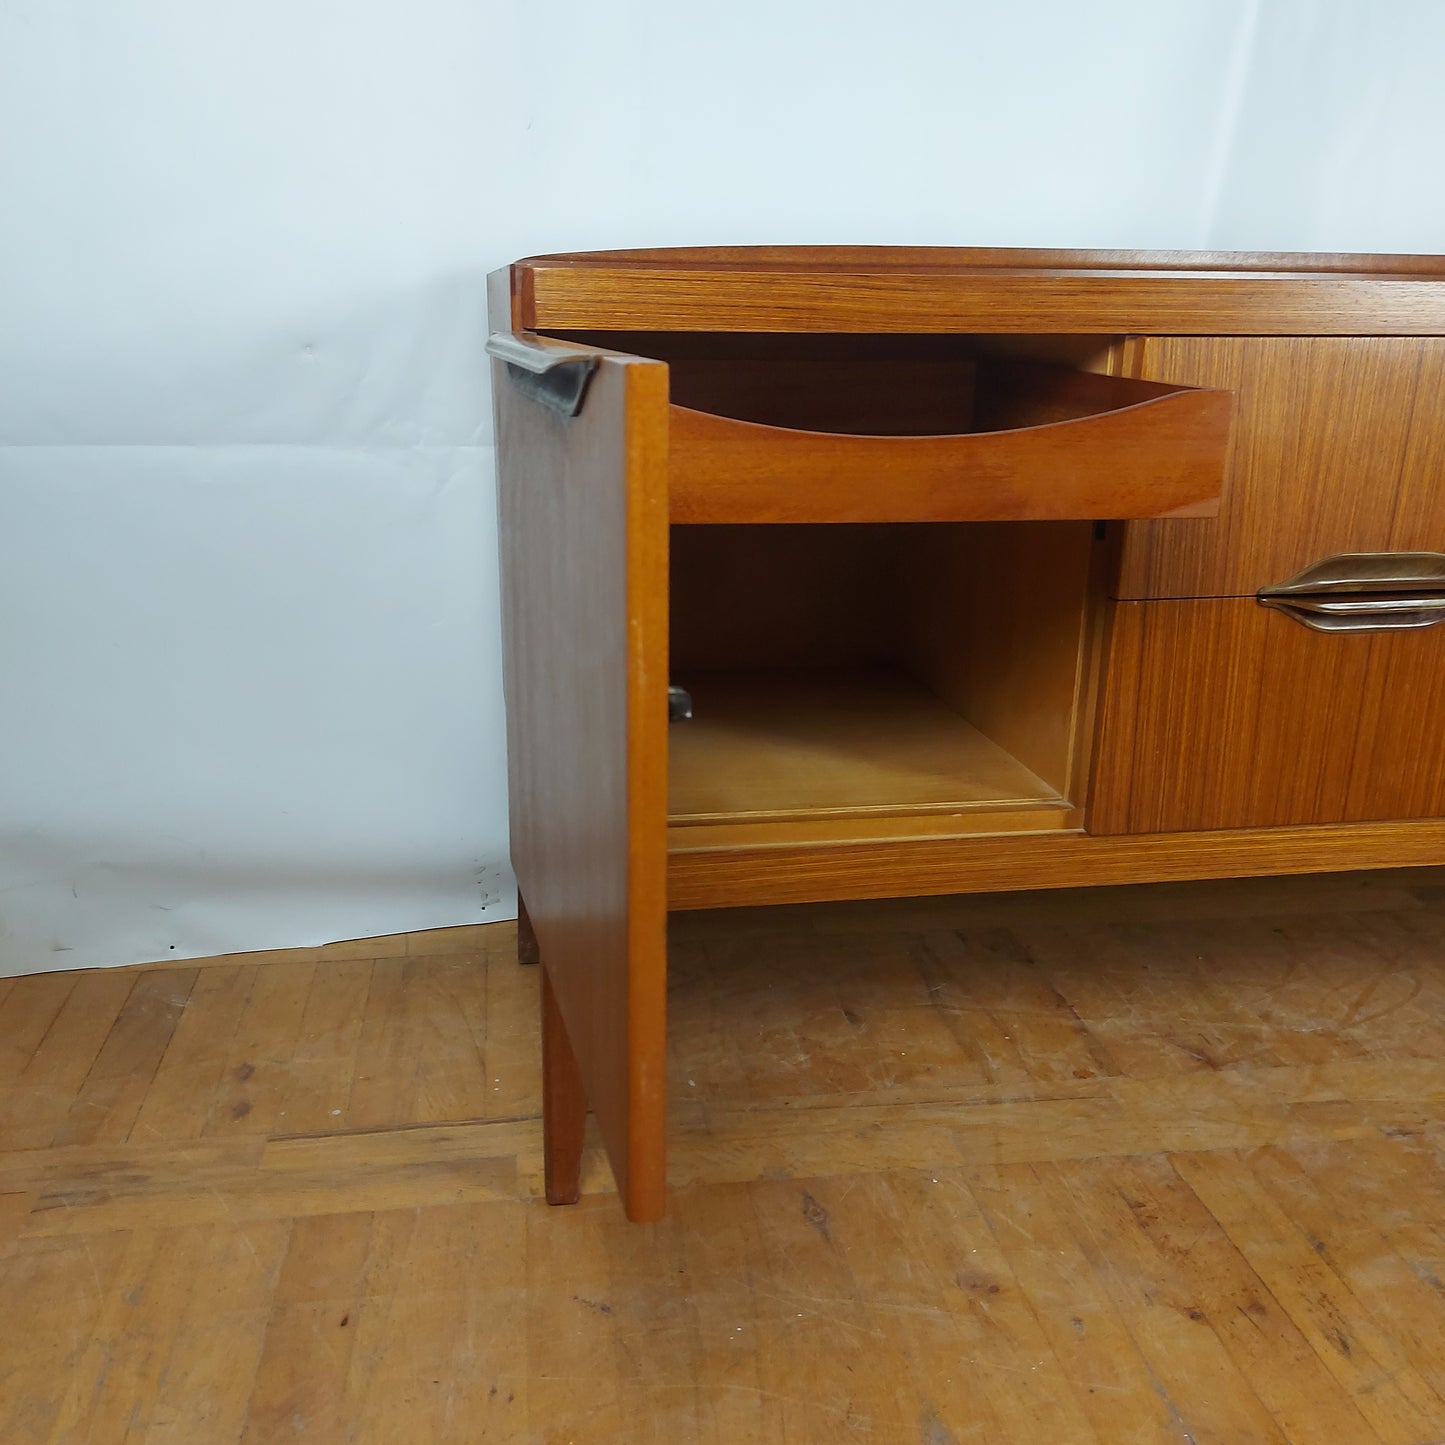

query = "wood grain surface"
[511,247,1445,335]
[1389,340,1445,548]
[5,873,1445,1442]
[903,520,1099,799]
[518,244,1445,274]
[493,344,670,1221]
[668,806,1080,852]
[667,667,1064,825]
[667,816,1445,910]
[668,380,1229,524]
[1090,598,1445,834]
[1116,337,1445,599]
[669,523,903,673]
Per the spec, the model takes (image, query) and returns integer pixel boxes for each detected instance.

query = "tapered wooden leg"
[541,963,586,1205]
[516,892,540,966]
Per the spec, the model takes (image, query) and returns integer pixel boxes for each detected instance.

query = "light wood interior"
[903,521,1096,796]
[667,667,1065,825]
[668,521,1100,839]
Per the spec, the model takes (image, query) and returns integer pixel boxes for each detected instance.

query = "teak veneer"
[489,247,1445,1219]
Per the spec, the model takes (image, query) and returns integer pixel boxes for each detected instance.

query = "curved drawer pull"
[1258,552,1445,633]
[1261,594,1445,632]
[486,332,599,418]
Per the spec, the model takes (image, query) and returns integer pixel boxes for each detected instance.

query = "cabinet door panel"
[1116,337,1445,599]
[1090,598,1445,834]
[493,346,670,1220]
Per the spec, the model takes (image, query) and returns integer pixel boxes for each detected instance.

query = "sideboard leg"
[516,892,540,966]
[541,963,586,1205]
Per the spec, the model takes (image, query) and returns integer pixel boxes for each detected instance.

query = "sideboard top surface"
[503,246,1445,336]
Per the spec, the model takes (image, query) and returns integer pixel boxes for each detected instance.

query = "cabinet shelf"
[667,666,1067,830]
[668,520,1099,848]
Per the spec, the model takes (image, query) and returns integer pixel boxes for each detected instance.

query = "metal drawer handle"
[486,332,599,418]
[1258,552,1445,633]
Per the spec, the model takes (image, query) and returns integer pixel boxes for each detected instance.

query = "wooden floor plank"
[404,955,491,1126]
[129,966,258,1142]
[481,942,539,1120]
[0,1190,32,1256]
[0,974,77,1085]
[203,959,318,1137]
[670,1183,790,1445]
[0,1231,132,1445]
[1247,1140,1445,1410]
[139,1220,292,1445]
[43,1226,215,1442]
[35,1220,289,1444]
[52,969,198,1149]
[966,1162,1188,1445]
[844,1168,1096,1445]
[404,924,502,956]
[734,1175,920,1444]
[0,973,138,1152]
[672,928,1001,1109]
[573,1202,704,1445]
[1038,1155,1294,1444]
[971,1161,1208,1445]
[239,1212,374,1443]
[270,958,373,1135]
[1029,921,1293,1079]
[0,881,1441,1441]
[1103,1153,1381,1443]
[348,1201,528,1445]
[1314,1125,1445,1241]
[917,926,1116,1085]
[19,1140,516,1237]
[10,970,134,1104]
[344,959,422,1130]
[524,1197,631,1442]
[1173,1149,1444,1445]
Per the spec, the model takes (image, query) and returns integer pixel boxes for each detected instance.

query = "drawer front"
[1116,337,1445,600]
[666,358,1230,525]
[1089,596,1445,834]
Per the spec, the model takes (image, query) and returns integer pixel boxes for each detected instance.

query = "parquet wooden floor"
[2,868,1445,1443]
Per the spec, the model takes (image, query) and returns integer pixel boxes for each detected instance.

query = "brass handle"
[1258,552,1445,633]
[486,332,599,418]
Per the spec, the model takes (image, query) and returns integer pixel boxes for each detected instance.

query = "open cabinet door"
[491,331,670,1222]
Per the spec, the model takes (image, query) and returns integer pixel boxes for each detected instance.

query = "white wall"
[1206,0,1445,252]
[2,1,1442,974]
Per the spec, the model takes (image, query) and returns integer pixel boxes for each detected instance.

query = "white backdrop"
[2,0,1443,975]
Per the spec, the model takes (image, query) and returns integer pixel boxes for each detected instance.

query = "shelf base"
[667,667,1064,828]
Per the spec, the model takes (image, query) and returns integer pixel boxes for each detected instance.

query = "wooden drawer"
[666,356,1231,524]
[1116,337,1445,599]
[1090,593,1445,833]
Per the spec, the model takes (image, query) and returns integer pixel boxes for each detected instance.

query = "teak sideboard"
[487,248,1445,1221]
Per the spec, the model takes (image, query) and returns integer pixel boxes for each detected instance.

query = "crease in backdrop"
[1,0,1441,975]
